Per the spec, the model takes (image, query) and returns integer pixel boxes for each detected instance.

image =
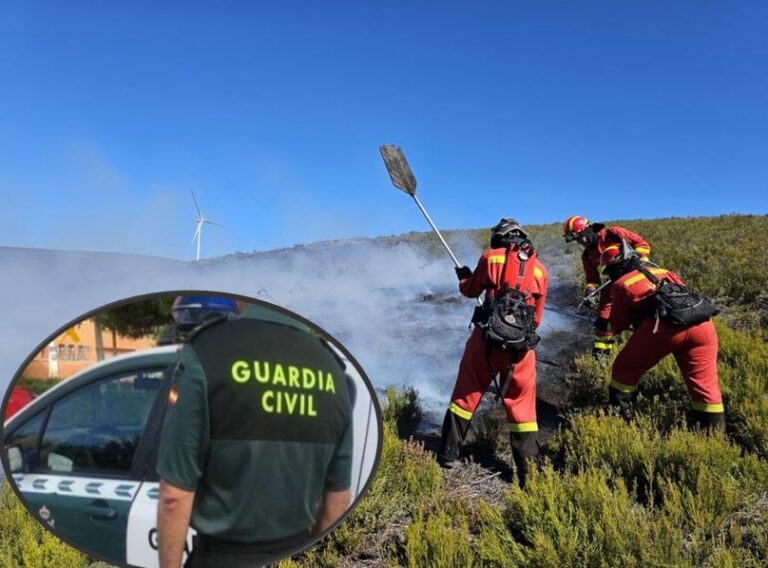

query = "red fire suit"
[582,226,651,354]
[449,246,549,430]
[609,265,723,414]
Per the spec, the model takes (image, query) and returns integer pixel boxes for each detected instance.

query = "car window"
[37,368,165,476]
[5,412,46,473]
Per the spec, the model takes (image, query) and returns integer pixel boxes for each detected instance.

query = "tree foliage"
[98,297,174,340]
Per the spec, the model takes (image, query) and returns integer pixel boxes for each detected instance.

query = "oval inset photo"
[1,292,382,568]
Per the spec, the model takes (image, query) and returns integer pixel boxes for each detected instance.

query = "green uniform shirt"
[156,308,354,543]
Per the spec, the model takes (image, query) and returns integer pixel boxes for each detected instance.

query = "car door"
[5,366,169,565]
[126,371,196,568]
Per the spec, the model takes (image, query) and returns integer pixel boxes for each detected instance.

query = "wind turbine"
[190,191,222,261]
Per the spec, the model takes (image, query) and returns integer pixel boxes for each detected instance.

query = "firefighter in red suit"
[601,244,725,429]
[562,215,651,360]
[437,219,549,486]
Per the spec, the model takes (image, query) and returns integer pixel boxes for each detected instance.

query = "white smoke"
[0,239,578,423]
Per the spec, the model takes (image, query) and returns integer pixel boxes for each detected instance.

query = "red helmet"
[600,243,623,267]
[563,215,590,241]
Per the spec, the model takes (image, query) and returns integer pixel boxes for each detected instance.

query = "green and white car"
[3,345,195,567]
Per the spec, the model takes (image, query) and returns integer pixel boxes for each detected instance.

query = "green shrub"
[472,499,526,567]
[0,484,89,568]
[382,386,424,439]
[715,321,768,457]
[402,512,474,567]
[504,465,657,567]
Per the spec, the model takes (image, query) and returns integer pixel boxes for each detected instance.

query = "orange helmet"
[563,215,590,242]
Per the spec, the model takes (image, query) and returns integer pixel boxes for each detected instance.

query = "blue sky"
[0,1,765,259]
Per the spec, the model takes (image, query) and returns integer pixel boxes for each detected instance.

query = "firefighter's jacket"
[609,265,686,333]
[582,226,651,319]
[459,246,549,327]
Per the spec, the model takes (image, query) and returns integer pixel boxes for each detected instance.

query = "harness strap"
[498,246,536,297]
[632,261,666,334]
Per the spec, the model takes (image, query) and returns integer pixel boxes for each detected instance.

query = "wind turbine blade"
[203,219,224,227]
[191,190,202,217]
[191,223,201,244]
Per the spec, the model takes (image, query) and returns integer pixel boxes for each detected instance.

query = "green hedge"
[0,484,90,568]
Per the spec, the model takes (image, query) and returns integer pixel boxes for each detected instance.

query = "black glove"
[455,266,472,280]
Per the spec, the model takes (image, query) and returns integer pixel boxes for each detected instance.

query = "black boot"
[437,409,470,468]
[608,386,636,420]
[691,410,725,432]
[509,431,539,488]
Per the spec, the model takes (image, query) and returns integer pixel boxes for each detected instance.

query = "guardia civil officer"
[600,244,724,429]
[437,219,549,487]
[562,215,652,360]
[157,300,354,568]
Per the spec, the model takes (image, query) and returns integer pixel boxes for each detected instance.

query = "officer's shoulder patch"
[187,313,231,343]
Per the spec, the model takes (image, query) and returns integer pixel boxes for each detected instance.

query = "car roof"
[4,344,182,430]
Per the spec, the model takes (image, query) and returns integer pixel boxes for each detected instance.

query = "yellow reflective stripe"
[587,282,601,287]
[636,246,650,254]
[488,255,506,264]
[567,216,578,232]
[609,379,638,393]
[509,422,538,433]
[691,401,724,413]
[594,342,614,350]
[533,266,543,279]
[604,244,620,252]
[623,269,669,288]
[623,273,646,287]
[448,402,473,420]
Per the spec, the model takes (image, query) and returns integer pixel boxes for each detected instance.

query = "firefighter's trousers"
[610,318,723,417]
[437,327,538,483]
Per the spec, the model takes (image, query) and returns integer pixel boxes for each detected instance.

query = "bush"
[0,484,89,568]
[402,512,474,567]
[504,465,657,567]
[382,386,424,439]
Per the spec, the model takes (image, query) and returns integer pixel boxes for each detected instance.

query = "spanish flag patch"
[168,387,179,406]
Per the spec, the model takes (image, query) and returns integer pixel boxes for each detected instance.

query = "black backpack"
[636,264,720,328]
[478,248,540,352]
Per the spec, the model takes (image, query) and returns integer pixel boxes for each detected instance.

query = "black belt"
[195,529,312,555]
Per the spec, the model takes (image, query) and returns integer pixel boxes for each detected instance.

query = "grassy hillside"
[0,214,765,567]
[437,214,767,327]
[285,214,768,567]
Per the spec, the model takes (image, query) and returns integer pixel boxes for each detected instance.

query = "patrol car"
[3,345,196,567]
